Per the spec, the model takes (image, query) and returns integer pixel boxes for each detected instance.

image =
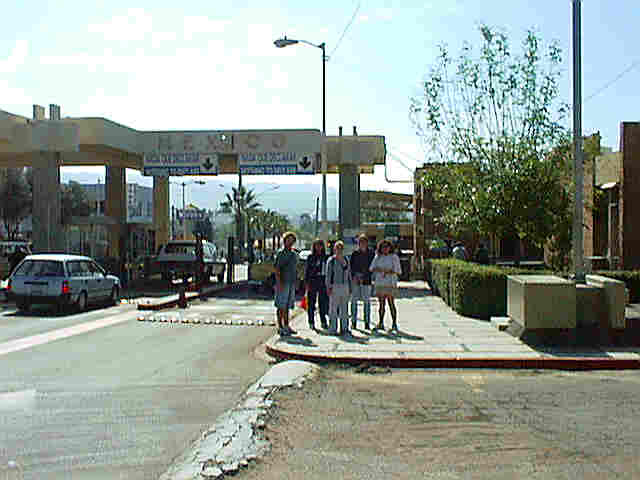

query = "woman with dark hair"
[370,239,402,331]
[304,238,329,330]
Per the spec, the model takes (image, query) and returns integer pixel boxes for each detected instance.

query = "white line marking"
[0,312,136,357]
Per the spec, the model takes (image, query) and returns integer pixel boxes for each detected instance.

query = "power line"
[328,1,361,60]
[585,59,640,103]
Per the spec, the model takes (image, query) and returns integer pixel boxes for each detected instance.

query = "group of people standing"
[273,231,402,337]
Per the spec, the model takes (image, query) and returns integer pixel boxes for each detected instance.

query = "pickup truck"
[154,240,226,283]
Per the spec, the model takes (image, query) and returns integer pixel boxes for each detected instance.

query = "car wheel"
[76,292,88,312]
[109,286,120,306]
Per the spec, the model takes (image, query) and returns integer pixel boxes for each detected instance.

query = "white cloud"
[183,16,229,41]
[87,8,154,42]
[358,8,393,23]
[0,80,32,110]
[0,40,28,74]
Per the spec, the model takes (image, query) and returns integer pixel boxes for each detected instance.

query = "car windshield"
[164,244,196,255]
[13,260,64,277]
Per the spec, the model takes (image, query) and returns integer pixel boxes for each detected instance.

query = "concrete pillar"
[153,176,170,251]
[339,163,360,236]
[105,165,126,260]
[32,152,63,252]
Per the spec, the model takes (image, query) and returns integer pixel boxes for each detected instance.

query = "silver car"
[7,254,121,313]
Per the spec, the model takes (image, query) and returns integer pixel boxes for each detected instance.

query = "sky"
[2,0,640,202]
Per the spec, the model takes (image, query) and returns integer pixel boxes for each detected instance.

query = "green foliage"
[429,258,551,319]
[0,168,31,239]
[61,181,92,222]
[219,186,261,247]
[410,24,571,249]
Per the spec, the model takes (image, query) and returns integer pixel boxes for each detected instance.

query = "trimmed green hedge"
[595,270,640,303]
[427,259,551,320]
[426,260,640,319]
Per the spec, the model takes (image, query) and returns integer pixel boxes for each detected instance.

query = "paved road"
[0,298,275,479]
[243,367,640,479]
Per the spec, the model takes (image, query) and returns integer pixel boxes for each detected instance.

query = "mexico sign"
[141,129,321,176]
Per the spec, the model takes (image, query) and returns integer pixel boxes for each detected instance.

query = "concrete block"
[575,284,604,328]
[586,274,626,329]
[507,275,576,329]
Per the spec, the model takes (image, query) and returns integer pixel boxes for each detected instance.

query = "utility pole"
[572,0,585,283]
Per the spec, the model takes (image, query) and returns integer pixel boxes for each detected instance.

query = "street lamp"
[274,35,328,240]
[171,180,206,240]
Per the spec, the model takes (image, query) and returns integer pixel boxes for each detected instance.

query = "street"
[0,296,275,479]
[241,367,640,479]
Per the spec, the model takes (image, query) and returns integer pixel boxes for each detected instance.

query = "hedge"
[427,259,551,320]
[426,260,640,320]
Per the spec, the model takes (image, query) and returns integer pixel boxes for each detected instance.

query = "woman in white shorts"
[369,239,402,331]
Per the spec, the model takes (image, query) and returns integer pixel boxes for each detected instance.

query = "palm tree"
[219,186,261,259]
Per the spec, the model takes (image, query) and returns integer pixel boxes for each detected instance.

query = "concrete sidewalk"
[266,281,640,370]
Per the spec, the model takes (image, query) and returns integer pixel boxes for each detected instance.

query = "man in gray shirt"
[274,231,298,336]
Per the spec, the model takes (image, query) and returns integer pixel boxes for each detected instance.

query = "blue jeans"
[351,283,372,327]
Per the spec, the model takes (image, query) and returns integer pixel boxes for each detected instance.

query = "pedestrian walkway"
[266,281,640,370]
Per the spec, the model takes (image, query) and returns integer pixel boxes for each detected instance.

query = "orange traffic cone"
[300,295,308,311]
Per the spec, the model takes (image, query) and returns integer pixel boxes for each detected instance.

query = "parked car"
[7,254,121,313]
[154,240,226,283]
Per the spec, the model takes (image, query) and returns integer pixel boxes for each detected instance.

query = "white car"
[7,254,121,313]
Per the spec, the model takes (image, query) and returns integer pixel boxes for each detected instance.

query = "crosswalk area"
[136,299,281,327]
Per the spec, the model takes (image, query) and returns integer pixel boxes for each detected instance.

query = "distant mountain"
[60,171,338,222]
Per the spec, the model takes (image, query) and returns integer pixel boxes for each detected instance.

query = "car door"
[87,261,108,300]
[65,260,84,300]
[75,260,97,303]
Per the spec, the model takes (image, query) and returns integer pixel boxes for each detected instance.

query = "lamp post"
[572,0,585,284]
[171,180,206,240]
[274,35,327,240]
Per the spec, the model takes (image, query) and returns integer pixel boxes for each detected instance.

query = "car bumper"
[8,293,72,305]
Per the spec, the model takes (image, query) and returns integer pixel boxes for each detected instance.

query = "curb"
[136,281,249,311]
[264,344,640,371]
[159,360,317,480]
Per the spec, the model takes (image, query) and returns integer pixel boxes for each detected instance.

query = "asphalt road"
[0,298,275,479]
[244,367,640,479]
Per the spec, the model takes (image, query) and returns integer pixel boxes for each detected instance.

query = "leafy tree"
[61,181,92,222]
[410,24,571,259]
[298,213,315,235]
[0,168,31,240]
[219,186,261,256]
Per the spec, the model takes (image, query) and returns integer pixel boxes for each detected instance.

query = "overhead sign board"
[238,152,315,175]
[143,152,219,176]
[140,129,321,176]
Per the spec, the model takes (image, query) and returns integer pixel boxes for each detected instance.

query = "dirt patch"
[238,367,633,479]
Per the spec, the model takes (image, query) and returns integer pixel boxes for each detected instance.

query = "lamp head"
[274,36,298,48]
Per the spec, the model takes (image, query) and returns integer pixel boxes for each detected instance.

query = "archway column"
[153,176,169,250]
[105,165,126,259]
[32,151,63,252]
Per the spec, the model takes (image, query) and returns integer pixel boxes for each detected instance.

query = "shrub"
[430,259,551,319]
